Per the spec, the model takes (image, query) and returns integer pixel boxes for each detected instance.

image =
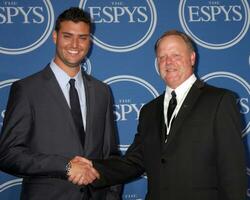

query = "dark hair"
[154,30,195,53]
[55,7,92,32]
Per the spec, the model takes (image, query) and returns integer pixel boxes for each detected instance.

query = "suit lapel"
[149,94,166,148]
[41,65,81,143]
[158,94,167,144]
[81,71,93,136]
[163,80,204,151]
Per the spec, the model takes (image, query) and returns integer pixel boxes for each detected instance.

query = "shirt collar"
[50,60,83,88]
[73,68,83,89]
[166,74,197,100]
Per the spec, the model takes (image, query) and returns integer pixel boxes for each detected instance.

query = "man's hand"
[67,156,100,185]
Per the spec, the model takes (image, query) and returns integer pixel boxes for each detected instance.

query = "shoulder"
[201,82,237,99]
[83,72,110,90]
[11,67,46,91]
[82,72,112,100]
[140,93,164,113]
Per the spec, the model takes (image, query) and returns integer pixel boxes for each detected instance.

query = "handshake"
[67,156,100,186]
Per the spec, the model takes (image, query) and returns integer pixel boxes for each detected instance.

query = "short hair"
[154,30,195,53]
[55,7,92,32]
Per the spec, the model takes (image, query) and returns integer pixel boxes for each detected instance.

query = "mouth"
[166,68,177,72]
[67,50,80,57]
[67,50,80,56]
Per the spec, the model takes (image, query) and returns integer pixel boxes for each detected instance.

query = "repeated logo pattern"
[0,1,249,199]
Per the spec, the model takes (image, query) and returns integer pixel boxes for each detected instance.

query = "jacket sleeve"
[102,86,123,199]
[93,103,146,188]
[215,91,247,200]
[0,81,69,178]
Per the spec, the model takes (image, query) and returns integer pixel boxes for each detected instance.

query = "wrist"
[65,161,72,176]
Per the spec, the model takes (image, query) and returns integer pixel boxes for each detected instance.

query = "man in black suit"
[72,30,247,200]
[0,7,121,200]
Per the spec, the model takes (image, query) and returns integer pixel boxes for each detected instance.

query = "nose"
[72,37,79,48]
[165,56,173,65]
[159,55,172,65]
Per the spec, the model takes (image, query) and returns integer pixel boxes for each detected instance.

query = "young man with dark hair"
[0,7,121,200]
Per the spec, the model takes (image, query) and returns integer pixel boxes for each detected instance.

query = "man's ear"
[191,52,196,67]
[52,31,57,44]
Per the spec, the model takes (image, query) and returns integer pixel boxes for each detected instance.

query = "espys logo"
[201,71,250,136]
[79,0,157,52]
[104,75,159,151]
[80,58,92,75]
[0,179,22,195]
[201,71,250,189]
[249,55,250,67]
[0,79,18,128]
[248,168,250,197]
[179,0,250,49]
[154,57,159,75]
[0,0,54,55]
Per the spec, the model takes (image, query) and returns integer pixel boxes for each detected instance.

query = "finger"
[68,174,75,182]
[82,175,95,185]
[81,164,99,180]
[85,171,97,183]
[77,166,95,184]
[76,176,85,186]
[76,157,93,166]
[90,167,100,179]
[82,179,89,185]
[71,156,82,163]
[76,176,84,186]
[76,173,93,185]
[72,174,82,184]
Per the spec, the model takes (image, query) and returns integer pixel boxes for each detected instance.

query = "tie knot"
[69,79,76,87]
[171,90,176,98]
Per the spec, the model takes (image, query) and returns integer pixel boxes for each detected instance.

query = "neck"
[54,59,80,77]
[66,67,80,77]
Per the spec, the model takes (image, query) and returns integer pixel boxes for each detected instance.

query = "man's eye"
[80,36,89,40]
[158,55,166,61]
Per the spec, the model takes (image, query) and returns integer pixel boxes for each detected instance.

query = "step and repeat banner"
[0,0,249,199]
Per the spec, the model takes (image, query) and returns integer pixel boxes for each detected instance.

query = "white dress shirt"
[50,60,87,130]
[164,74,197,139]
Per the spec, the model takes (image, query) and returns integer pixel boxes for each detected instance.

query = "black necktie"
[69,79,85,145]
[167,90,177,126]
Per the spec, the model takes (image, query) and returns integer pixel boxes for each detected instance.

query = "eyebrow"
[61,32,90,37]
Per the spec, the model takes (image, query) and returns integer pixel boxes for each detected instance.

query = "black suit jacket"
[93,80,247,200]
[0,65,120,200]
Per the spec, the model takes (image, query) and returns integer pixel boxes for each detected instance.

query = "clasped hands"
[67,156,100,186]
